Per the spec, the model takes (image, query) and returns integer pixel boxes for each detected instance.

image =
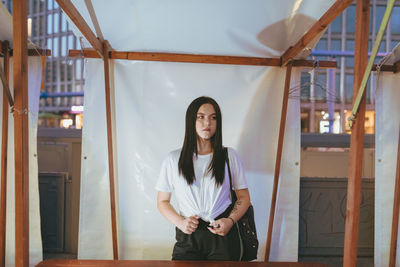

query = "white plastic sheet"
[72,0,335,261]
[79,60,301,261]
[0,3,42,266]
[375,44,400,267]
[0,57,43,266]
[70,0,333,57]
[0,3,12,46]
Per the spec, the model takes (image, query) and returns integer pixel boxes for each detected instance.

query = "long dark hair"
[178,96,225,186]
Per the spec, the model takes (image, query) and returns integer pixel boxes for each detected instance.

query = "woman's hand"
[207,218,234,236]
[158,191,199,235]
[179,215,199,234]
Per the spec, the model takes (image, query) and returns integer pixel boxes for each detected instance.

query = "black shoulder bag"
[225,148,258,261]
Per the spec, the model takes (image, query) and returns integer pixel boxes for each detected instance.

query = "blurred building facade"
[2,0,84,129]
[301,0,400,134]
[2,0,400,132]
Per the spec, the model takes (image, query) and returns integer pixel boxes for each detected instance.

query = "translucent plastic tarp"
[0,3,12,46]
[69,0,333,57]
[0,57,43,267]
[70,0,336,261]
[375,43,400,267]
[79,60,301,261]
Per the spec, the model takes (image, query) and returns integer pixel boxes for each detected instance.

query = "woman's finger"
[207,227,217,234]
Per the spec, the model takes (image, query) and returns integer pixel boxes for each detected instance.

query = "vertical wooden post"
[343,0,369,266]
[0,40,10,267]
[265,63,292,261]
[103,40,118,259]
[389,127,400,267]
[13,1,30,266]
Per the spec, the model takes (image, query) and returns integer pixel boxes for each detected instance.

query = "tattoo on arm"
[231,200,242,214]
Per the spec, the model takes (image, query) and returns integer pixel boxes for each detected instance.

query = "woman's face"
[195,103,217,141]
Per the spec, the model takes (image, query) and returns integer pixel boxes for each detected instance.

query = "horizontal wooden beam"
[56,0,103,57]
[291,59,337,68]
[8,49,51,57]
[280,0,354,66]
[69,50,337,68]
[36,259,329,267]
[0,49,51,57]
[371,64,400,72]
[394,60,400,73]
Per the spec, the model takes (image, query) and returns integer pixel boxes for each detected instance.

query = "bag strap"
[224,147,237,202]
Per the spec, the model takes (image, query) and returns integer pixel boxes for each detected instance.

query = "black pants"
[172,205,241,261]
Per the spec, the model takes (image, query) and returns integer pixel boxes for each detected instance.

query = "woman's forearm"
[228,189,251,223]
[157,200,184,227]
[158,200,199,234]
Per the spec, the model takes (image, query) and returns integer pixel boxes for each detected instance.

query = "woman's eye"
[212,116,217,120]
[197,116,204,119]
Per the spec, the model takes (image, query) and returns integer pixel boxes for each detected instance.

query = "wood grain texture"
[12,1,30,266]
[103,40,119,260]
[0,40,10,267]
[343,1,369,266]
[264,63,292,261]
[36,259,329,267]
[68,50,337,68]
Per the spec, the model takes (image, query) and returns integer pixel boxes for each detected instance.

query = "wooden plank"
[394,60,400,73]
[13,1,30,266]
[8,49,51,57]
[389,126,400,267]
[0,40,10,267]
[55,0,103,57]
[36,259,329,267]
[372,64,396,72]
[70,50,281,65]
[0,52,13,107]
[68,50,337,68]
[103,40,118,260]
[264,63,293,261]
[343,1,369,266]
[291,59,337,68]
[84,0,104,41]
[280,0,354,66]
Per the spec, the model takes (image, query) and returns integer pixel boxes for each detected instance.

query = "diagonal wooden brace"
[0,63,13,107]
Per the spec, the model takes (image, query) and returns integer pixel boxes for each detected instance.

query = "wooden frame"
[10,49,51,57]
[36,260,329,267]
[55,0,103,57]
[0,40,10,267]
[13,1,30,266]
[280,0,354,66]
[0,45,13,107]
[264,63,293,261]
[69,50,337,68]
[389,127,400,267]
[103,40,119,260]
[16,0,396,266]
[59,0,345,265]
[343,0,370,266]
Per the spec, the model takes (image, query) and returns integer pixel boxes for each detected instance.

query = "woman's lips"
[203,128,210,131]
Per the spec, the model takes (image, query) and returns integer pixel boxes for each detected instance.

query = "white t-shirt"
[156,147,248,222]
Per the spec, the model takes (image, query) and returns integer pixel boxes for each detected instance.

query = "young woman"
[156,96,251,261]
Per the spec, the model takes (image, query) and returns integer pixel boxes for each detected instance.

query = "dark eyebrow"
[197,112,216,115]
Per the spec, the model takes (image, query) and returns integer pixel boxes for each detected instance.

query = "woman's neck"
[197,139,212,155]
